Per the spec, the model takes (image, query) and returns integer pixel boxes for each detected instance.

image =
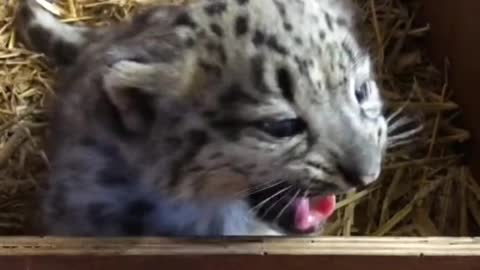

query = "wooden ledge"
[0,237,479,256]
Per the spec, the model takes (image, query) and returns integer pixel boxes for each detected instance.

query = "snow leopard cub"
[15,0,387,236]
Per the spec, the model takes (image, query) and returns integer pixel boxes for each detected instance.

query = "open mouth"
[248,183,337,234]
[293,195,336,232]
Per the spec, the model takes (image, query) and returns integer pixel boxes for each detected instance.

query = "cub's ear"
[15,0,98,66]
[102,60,185,133]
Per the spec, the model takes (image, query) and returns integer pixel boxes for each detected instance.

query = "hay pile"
[0,0,478,236]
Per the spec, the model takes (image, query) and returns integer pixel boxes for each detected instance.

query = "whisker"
[386,90,415,124]
[249,186,292,214]
[387,105,406,124]
[388,116,417,134]
[260,190,292,219]
[233,179,286,199]
[247,179,287,195]
[274,189,301,224]
[302,182,312,197]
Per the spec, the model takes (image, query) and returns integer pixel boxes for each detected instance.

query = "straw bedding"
[0,0,478,236]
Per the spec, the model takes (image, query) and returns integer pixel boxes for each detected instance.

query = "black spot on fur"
[210,23,224,37]
[294,37,302,45]
[251,56,270,93]
[276,68,294,102]
[324,13,334,31]
[252,30,265,46]
[325,75,335,90]
[317,81,323,90]
[204,2,227,16]
[235,16,249,36]
[337,17,348,27]
[174,12,197,28]
[283,22,293,31]
[298,62,308,74]
[205,41,217,51]
[294,56,309,75]
[121,199,155,235]
[319,30,326,40]
[27,26,51,54]
[273,0,286,17]
[342,42,355,62]
[185,37,195,47]
[236,0,249,4]
[53,40,79,66]
[218,46,227,64]
[219,83,258,106]
[266,35,288,55]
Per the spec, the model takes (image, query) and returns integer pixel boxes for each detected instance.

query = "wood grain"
[420,0,480,181]
[0,237,479,256]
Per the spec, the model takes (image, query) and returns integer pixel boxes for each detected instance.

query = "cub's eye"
[355,81,370,103]
[254,118,306,138]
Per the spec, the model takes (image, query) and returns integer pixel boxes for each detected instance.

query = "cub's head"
[127,0,388,234]
[17,0,387,235]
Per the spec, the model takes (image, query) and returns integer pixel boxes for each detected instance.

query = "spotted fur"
[15,0,387,236]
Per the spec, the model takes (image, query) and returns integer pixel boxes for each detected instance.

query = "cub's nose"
[360,171,381,185]
[337,164,380,187]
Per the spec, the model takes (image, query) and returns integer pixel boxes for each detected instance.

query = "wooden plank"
[420,0,480,180]
[0,237,479,256]
[1,255,480,270]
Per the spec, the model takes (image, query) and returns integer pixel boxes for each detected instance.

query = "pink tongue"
[294,195,336,232]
